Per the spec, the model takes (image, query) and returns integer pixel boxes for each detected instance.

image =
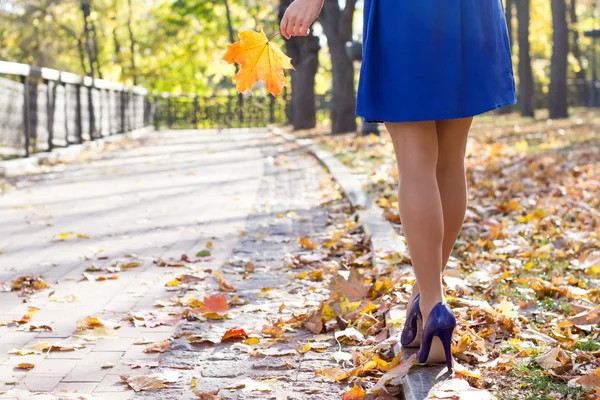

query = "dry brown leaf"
[535,346,570,370]
[120,374,167,392]
[341,384,366,400]
[372,353,416,391]
[192,389,222,399]
[144,341,170,353]
[329,269,369,301]
[576,368,600,388]
[426,377,498,399]
[215,272,236,292]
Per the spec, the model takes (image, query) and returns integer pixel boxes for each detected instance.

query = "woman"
[280,1,516,371]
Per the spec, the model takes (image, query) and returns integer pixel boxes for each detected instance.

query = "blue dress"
[356,1,517,123]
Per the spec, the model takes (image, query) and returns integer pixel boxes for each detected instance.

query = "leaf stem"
[268,31,281,42]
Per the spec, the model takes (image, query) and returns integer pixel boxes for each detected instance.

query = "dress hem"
[357,97,517,124]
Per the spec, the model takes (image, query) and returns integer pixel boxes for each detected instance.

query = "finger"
[286,16,297,37]
[280,15,290,39]
[292,22,301,36]
[299,22,309,36]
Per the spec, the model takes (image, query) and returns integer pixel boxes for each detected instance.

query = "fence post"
[120,90,126,134]
[167,96,173,128]
[153,95,159,131]
[75,84,83,143]
[193,96,199,128]
[21,76,30,157]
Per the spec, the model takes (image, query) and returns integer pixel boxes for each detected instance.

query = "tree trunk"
[317,0,357,134]
[569,0,587,106]
[498,0,515,114]
[127,0,138,85]
[516,0,535,117]
[549,0,569,118]
[279,0,320,130]
[80,0,97,138]
[223,0,244,123]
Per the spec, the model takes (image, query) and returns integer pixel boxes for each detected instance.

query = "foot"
[405,283,420,319]
[401,283,422,347]
[418,294,449,365]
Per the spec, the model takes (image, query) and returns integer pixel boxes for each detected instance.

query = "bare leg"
[402,117,473,303]
[384,121,444,327]
[436,117,473,271]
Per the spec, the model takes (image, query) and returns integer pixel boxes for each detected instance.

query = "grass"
[498,361,593,400]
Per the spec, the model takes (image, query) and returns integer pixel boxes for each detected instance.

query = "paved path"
[0,129,345,399]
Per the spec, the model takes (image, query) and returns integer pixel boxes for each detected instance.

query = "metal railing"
[0,61,300,159]
[0,61,151,158]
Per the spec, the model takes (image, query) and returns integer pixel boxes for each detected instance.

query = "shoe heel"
[436,326,455,372]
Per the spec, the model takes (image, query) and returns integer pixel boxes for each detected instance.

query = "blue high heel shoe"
[400,293,422,347]
[416,301,457,372]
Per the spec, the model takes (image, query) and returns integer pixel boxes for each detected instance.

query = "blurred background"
[0,0,599,156]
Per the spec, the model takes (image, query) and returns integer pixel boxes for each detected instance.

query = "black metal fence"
[0,61,296,159]
[0,61,151,158]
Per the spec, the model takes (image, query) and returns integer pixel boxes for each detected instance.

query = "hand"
[280,0,324,39]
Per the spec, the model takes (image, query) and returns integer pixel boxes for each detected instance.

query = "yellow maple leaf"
[221,29,294,96]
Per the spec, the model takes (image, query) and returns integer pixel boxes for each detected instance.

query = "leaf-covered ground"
[304,109,600,399]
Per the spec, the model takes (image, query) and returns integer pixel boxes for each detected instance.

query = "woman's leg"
[401,117,473,303]
[435,117,473,272]
[384,121,444,326]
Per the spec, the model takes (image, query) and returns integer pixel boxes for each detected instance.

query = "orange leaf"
[221,328,247,342]
[299,237,316,249]
[198,295,229,314]
[16,363,35,370]
[192,389,221,399]
[342,384,366,400]
[221,29,294,97]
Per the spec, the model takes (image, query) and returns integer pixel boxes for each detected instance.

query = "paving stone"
[19,374,64,392]
[62,363,113,383]
[0,365,28,382]
[93,373,130,392]
[52,381,99,393]
[0,331,39,345]
[45,344,94,359]
[92,392,134,400]
[2,353,47,366]
[91,337,136,352]
[24,358,78,375]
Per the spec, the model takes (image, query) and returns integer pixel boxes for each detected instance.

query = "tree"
[278,0,320,130]
[517,0,535,117]
[549,0,569,118]
[317,0,357,134]
[498,0,515,114]
[569,0,587,106]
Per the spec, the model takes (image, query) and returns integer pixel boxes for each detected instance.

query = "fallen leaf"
[221,328,247,342]
[575,367,600,388]
[144,341,170,353]
[329,269,369,301]
[16,363,35,370]
[372,353,416,391]
[73,326,119,341]
[300,237,317,249]
[196,250,211,257]
[426,377,498,399]
[224,377,275,392]
[192,389,221,399]
[342,384,366,400]
[120,374,168,392]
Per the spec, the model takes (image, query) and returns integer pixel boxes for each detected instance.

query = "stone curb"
[269,127,438,400]
[0,126,153,178]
